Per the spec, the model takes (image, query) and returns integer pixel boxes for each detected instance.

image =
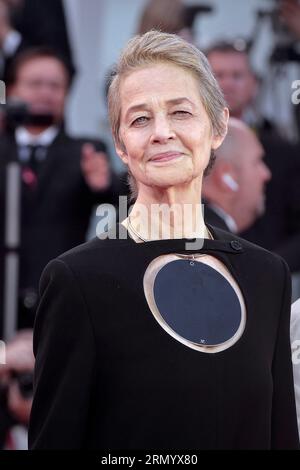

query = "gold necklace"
[127,215,213,242]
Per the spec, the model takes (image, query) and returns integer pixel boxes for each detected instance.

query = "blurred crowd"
[0,0,300,449]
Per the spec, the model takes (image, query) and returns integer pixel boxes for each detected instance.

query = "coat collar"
[115,222,246,255]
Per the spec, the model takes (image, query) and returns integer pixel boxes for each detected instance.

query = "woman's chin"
[147,173,196,189]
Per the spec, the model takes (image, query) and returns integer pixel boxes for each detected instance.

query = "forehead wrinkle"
[119,65,206,127]
[124,97,196,121]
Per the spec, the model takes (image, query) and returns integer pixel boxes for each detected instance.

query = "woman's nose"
[150,116,176,144]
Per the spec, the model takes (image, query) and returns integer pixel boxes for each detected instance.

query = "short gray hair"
[107,30,227,199]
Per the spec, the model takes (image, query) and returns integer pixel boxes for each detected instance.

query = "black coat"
[28,225,299,449]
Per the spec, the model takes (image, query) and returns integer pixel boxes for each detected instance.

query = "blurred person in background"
[0,0,24,80]
[0,47,120,332]
[279,0,300,137]
[137,0,185,36]
[280,0,300,40]
[206,41,300,273]
[137,0,215,43]
[202,118,271,233]
[0,330,34,449]
[0,0,74,81]
[207,40,276,135]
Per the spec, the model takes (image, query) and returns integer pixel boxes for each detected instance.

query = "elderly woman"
[28,31,299,449]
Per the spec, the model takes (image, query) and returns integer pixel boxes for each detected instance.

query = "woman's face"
[116,63,226,193]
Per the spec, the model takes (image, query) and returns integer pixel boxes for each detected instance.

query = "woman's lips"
[149,152,183,163]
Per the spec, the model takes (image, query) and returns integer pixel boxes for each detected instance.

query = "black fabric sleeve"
[271,259,300,449]
[28,259,96,449]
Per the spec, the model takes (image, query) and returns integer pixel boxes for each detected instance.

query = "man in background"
[0,330,34,449]
[0,47,120,332]
[0,0,73,81]
[203,118,271,233]
[206,41,300,272]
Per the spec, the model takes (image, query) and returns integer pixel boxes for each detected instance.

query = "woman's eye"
[173,110,191,117]
[131,116,149,126]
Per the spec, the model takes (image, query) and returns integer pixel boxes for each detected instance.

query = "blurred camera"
[0,99,55,129]
[254,0,300,63]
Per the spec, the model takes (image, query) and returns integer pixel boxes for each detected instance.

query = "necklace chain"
[127,215,213,242]
[127,215,148,242]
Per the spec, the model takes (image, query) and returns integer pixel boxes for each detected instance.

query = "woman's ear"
[211,107,229,151]
[115,140,129,165]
